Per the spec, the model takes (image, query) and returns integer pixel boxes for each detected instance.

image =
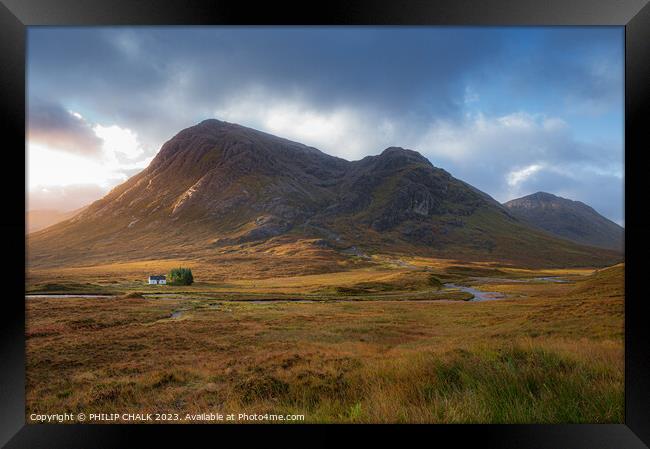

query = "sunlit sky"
[27,27,624,224]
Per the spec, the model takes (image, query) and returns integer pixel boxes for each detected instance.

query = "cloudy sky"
[27,27,624,225]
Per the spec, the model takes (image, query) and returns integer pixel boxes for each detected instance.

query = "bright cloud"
[408,110,623,222]
[415,111,614,169]
[214,91,398,160]
[27,107,153,209]
[507,164,545,187]
[93,124,145,160]
[414,112,560,164]
[28,144,129,189]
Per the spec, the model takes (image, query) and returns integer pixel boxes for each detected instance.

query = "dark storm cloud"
[27,28,510,148]
[27,28,623,145]
[27,27,624,224]
[502,27,624,114]
[27,99,103,156]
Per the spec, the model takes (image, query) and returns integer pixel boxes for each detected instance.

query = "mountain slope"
[28,120,621,270]
[504,192,624,251]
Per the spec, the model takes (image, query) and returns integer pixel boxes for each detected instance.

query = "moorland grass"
[25,264,624,423]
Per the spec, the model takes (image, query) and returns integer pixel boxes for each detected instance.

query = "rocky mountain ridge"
[28,119,621,269]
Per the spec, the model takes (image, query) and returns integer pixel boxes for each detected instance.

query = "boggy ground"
[25,263,624,423]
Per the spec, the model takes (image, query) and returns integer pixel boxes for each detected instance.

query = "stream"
[26,294,114,299]
[443,284,505,301]
[27,283,513,303]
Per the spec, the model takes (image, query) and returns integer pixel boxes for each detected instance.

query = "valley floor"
[25,260,624,423]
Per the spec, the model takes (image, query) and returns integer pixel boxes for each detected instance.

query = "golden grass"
[26,253,604,296]
[25,263,624,423]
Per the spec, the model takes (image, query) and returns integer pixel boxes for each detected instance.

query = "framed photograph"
[2,0,649,446]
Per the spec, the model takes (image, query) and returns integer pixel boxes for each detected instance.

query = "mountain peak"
[381,146,407,154]
[529,191,559,200]
[508,191,593,211]
[380,146,426,158]
[506,191,575,207]
[175,118,247,138]
[504,192,623,251]
[28,120,621,269]
[373,146,432,168]
[198,118,225,126]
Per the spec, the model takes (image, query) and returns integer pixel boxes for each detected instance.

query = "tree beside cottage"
[169,267,194,285]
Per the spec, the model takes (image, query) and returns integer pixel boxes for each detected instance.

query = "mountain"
[27,119,621,270]
[26,207,87,234]
[503,192,624,251]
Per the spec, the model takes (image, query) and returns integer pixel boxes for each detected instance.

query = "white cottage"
[148,275,166,285]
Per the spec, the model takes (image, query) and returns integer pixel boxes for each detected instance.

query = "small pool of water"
[243,299,321,304]
[531,277,569,283]
[444,284,505,301]
[169,308,190,319]
[145,295,189,301]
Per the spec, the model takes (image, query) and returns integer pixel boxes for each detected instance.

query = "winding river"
[443,284,505,301]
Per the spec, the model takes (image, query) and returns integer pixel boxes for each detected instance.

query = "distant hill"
[27,119,621,269]
[504,192,624,251]
[26,207,86,234]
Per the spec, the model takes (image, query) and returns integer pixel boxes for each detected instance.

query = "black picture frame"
[2,0,649,447]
